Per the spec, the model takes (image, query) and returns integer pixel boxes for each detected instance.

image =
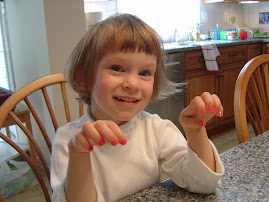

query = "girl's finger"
[105,121,127,145]
[72,131,94,152]
[200,92,214,113]
[93,120,120,146]
[212,94,224,117]
[82,121,104,146]
[185,96,206,117]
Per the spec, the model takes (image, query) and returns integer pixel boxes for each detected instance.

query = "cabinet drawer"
[185,50,205,72]
[217,45,247,66]
[248,43,262,60]
[185,45,247,72]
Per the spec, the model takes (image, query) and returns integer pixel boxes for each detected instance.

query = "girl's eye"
[139,71,150,76]
[111,66,123,72]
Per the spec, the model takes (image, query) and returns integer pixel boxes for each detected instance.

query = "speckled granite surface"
[164,38,269,53]
[121,132,269,201]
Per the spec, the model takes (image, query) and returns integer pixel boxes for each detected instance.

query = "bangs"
[93,14,162,59]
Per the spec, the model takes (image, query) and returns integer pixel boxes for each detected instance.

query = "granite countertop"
[164,38,269,53]
[121,131,269,201]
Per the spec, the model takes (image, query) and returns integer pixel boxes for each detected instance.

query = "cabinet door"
[219,62,244,126]
[248,43,261,60]
[185,71,218,130]
[262,43,269,54]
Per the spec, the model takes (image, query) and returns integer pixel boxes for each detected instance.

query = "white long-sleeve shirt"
[51,110,224,202]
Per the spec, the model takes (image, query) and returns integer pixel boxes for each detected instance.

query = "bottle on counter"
[213,24,222,40]
[192,23,200,41]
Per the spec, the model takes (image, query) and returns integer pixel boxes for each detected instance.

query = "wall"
[43,0,85,128]
[243,2,269,32]
[6,0,50,89]
[6,0,86,163]
[200,0,269,35]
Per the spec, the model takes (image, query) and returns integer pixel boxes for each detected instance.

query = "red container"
[240,31,247,40]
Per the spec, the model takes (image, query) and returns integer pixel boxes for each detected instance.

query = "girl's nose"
[122,75,141,91]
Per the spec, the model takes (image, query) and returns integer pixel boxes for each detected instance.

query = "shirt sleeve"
[158,120,224,194]
[50,125,75,202]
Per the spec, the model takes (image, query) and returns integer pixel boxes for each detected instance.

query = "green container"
[237,28,244,39]
[220,31,228,40]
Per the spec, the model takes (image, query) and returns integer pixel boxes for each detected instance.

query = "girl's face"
[90,51,157,125]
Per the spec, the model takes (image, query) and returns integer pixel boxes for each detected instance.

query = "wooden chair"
[234,54,269,144]
[0,73,83,201]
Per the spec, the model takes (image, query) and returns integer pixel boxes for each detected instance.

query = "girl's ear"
[75,71,87,90]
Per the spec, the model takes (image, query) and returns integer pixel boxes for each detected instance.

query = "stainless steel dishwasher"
[145,52,185,133]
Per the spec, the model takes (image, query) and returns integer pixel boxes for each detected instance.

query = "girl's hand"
[179,92,223,131]
[70,120,127,152]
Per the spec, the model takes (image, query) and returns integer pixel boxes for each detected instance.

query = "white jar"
[227,31,238,40]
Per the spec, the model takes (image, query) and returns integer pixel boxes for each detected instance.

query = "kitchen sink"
[164,40,220,50]
[176,41,193,45]
[178,40,215,46]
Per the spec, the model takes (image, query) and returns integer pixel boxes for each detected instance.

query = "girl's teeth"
[118,97,137,102]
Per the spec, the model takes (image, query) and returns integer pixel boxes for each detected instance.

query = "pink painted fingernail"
[215,109,220,114]
[208,106,213,111]
[201,109,206,115]
[98,139,105,146]
[121,138,127,145]
[219,111,223,116]
[88,146,93,151]
[112,139,118,146]
[199,120,204,126]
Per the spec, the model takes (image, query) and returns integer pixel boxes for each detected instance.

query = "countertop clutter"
[164,38,269,53]
[121,131,269,201]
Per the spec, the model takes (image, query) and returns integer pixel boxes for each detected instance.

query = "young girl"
[51,14,224,202]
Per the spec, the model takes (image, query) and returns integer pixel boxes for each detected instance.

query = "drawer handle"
[216,73,224,78]
[198,57,205,62]
[229,53,237,57]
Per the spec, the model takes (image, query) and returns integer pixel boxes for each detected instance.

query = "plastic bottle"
[192,23,200,41]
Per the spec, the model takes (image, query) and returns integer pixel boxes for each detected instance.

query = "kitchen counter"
[164,38,269,53]
[121,131,269,201]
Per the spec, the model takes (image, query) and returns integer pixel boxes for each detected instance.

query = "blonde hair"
[66,13,182,105]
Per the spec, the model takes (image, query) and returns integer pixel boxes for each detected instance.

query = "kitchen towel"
[201,44,220,72]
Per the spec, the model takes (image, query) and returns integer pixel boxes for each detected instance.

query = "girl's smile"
[114,96,139,104]
[90,51,157,125]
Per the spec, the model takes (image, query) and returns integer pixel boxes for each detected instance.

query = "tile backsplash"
[200,0,269,35]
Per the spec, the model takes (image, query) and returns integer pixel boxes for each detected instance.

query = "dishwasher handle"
[165,61,181,67]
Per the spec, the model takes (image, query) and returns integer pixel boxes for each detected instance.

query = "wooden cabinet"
[248,43,262,60]
[184,44,250,135]
[185,69,218,131]
[262,43,269,54]
[219,62,244,126]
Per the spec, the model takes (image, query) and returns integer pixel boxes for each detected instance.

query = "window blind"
[0,1,15,91]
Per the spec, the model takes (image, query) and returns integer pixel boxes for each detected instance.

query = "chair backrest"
[0,73,83,201]
[234,54,269,144]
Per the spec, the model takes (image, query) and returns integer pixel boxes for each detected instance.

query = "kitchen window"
[117,0,200,42]
[0,1,15,91]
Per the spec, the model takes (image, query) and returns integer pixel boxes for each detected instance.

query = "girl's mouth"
[115,97,138,103]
